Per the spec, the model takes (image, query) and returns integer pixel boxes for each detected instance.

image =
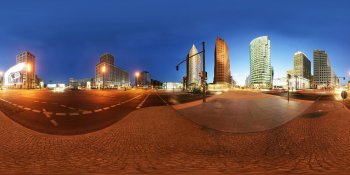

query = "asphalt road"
[0,89,170,135]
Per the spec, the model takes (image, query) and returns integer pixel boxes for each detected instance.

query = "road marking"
[24,107,31,111]
[94,109,102,112]
[18,105,23,109]
[41,102,47,104]
[136,94,150,109]
[56,113,67,116]
[33,101,39,103]
[69,112,79,116]
[82,111,92,115]
[32,110,41,113]
[43,108,58,127]
[60,105,66,107]
[110,105,116,108]
[68,107,76,110]
[103,107,110,110]
[50,119,58,127]
[156,93,169,106]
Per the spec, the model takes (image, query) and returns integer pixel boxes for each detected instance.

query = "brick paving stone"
[0,97,350,174]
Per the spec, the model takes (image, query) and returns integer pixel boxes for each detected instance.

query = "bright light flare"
[101,65,106,73]
[334,87,344,101]
[26,63,31,72]
[135,72,140,77]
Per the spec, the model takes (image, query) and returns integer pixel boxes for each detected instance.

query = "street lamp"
[26,63,31,89]
[135,72,140,87]
[0,71,3,89]
[101,65,106,90]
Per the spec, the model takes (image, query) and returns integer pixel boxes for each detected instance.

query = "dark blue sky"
[1,0,350,85]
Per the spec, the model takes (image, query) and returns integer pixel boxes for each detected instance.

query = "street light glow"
[135,72,140,77]
[27,63,31,72]
[101,65,106,73]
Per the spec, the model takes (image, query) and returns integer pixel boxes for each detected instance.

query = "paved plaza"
[174,91,313,133]
[0,90,350,174]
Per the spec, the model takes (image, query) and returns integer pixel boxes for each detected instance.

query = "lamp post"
[101,65,106,90]
[26,63,31,89]
[135,72,140,87]
[0,71,3,89]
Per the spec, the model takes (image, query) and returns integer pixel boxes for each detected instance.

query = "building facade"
[293,51,311,80]
[214,36,231,85]
[17,51,36,88]
[95,53,130,88]
[4,51,36,88]
[313,50,337,89]
[136,71,151,87]
[249,36,272,89]
[186,44,201,89]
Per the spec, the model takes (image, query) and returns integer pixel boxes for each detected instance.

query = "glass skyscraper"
[186,44,201,88]
[249,36,272,89]
[214,36,231,84]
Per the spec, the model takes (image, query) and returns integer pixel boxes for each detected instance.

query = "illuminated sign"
[4,63,26,86]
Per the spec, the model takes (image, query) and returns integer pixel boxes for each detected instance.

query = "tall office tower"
[95,52,130,88]
[249,36,272,89]
[214,36,231,84]
[16,51,36,88]
[313,50,337,88]
[293,51,311,80]
[186,44,201,88]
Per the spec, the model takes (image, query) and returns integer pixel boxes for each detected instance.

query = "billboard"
[4,63,26,86]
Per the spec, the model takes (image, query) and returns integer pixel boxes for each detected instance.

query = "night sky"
[1,0,350,85]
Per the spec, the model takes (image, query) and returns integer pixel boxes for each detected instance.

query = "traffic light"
[176,65,179,71]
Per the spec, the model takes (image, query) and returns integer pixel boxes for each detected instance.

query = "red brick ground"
[0,99,349,174]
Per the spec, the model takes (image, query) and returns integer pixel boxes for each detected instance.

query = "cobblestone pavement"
[0,97,350,174]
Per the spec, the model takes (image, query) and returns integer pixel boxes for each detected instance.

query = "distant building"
[250,36,272,89]
[313,50,337,89]
[214,36,231,85]
[245,74,251,87]
[162,82,183,90]
[186,44,201,89]
[4,51,37,88]
[151,79,162,89]
[273,77,288,89]
[95,53,130,88]
[69,78,93,89]
[136,71,151,87]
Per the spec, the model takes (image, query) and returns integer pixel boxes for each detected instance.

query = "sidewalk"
[173,90,313,133]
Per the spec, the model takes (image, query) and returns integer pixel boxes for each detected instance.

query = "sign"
[341,91,348,100]
[4,63,26,86]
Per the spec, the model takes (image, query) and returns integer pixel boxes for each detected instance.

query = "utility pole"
[202,42,206,103]
[287,74,291,102]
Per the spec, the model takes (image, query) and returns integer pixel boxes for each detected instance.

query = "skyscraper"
[186,44,201,88]
[214,36,231,84]
[95,53,130,88]
[313,50,337,89]
[293,51,311,80]
[16,51,36,89]
[249,36,272,89]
